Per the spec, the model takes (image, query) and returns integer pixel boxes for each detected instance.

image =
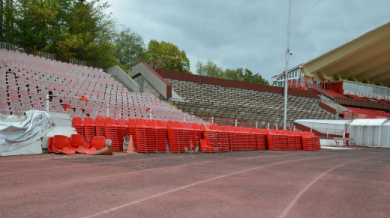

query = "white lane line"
[83,155,333,218]
[278,158,368,218]
[0,155,95,163]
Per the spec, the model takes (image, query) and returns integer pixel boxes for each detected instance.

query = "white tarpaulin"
[0,110,54,153]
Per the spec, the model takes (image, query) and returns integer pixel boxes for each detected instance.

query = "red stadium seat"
[52,135,76,154]
[84,136,106,155]
[69,134,85,154]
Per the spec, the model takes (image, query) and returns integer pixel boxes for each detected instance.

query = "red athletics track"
[0,148,389,218]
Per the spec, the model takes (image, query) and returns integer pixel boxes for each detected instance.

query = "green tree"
[229,68,269,85]
[196,60,269,85]
[2,0,60,49]
[196,60,224,78]
[1,0,120,69]
[45,0,118,69]
[144,40,191,73]
[114,27,145,74]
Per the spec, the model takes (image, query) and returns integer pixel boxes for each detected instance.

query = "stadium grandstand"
[0,41,326,156]
[130,63,336,128]
[272,21,390,120]
[0,47,202,123]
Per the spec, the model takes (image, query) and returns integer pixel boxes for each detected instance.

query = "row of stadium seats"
[72,117,320,153]
[345,94,366,100]
[48,135,106,155]
[0,49,203,123]
[167,79,335,125]
[324,90,345,98]
[345,106,390,119]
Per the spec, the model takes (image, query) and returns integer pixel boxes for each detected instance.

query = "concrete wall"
[131,62,172,99]
[132,74,165,99]
[321,102,351,113]
[319,102,338,115]
[106,65,139,92]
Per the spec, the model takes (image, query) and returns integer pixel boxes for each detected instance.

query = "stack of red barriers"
[70,117,321,153]
[116,119,129,152]
[167,120,184,153]
[251,128,267,150]
[84,117,96,140]
[72,117,84,137]
[128,119,137,150]
[182,122,198,152]
[105,118,120,151]
[267,129,283,151]
[301,132,321,151]
[200,124,220,153]
[136,119,156,153]
[153,120,168,152]
[95,116,105,137]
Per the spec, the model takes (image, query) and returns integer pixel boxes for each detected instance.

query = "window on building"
[350,83,357,91]
[380,88,386,96]
[373,87,380,95]
[343,82,350,90]
[358,84,365,93]
[365,86,372,94]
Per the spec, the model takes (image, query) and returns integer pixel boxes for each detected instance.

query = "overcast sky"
[107,0,390,82]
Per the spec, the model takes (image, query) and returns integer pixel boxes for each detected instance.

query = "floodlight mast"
[283,0,292,130]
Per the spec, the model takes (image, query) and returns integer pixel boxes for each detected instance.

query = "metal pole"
[46,94,50,112]
[326,122,329,139]
[256,122,258,128]
[283,0,292,130]
[267,123,269,129]
[235,119,237,127]
[378,125,382,148]
[387,126,389,148]
[211,117,214,124]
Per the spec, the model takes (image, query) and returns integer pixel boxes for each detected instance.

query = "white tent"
[295,119,390,147]
[349,119,388,147]
[294,120,351,137]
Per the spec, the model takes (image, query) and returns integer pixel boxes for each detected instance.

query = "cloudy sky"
[107,0,390,82]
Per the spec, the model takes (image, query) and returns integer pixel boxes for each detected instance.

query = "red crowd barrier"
[72,117,84,137]
[301,132,321,151]
[95,116,105,137]
[105,118,119,151]
[84,117,95,140]
[71,117,320,153]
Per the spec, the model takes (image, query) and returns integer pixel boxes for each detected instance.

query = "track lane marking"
[278,158,368,218]
[83,155,336,218]
[0,152,311,198]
